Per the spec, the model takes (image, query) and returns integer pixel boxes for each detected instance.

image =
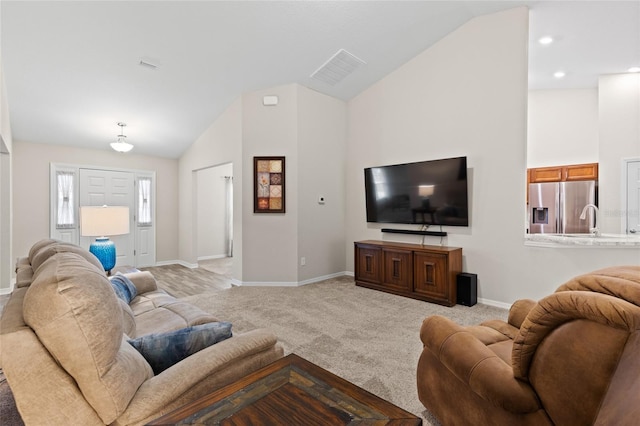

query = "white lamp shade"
[80,206,130,237]
[419,185,435,197]
[110,140,134,153]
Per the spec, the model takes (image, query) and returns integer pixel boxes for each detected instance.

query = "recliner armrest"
[122,271,158,294]
[508,299,537,328]
[117,328,283,425]
[420,315,540,414]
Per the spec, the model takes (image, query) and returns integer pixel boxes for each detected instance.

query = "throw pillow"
[109,273,138,304]
[127,322,233,374]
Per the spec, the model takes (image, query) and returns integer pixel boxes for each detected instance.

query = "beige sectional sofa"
[0,239,284,425]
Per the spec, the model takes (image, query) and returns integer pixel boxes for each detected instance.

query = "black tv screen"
[364,156,468,226]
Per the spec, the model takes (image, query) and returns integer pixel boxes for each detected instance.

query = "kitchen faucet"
[580,204,600,236]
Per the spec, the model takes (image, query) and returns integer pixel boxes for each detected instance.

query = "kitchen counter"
[525,233,640,248]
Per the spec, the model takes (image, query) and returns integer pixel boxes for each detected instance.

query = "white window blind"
[138,177,152,226]
[56,171,75,229]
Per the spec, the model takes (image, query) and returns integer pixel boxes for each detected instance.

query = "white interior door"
[627,160,640,234]
[80,169,135,267]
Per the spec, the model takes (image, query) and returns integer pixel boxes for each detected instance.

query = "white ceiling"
[2,1,638,159]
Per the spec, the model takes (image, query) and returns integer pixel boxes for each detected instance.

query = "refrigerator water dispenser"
[532,207,549,224]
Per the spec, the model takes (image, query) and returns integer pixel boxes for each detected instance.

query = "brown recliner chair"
[417,266,640,425]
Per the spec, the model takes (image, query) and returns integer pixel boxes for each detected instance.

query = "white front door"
[79,169,135,267]
[627,159,640,234]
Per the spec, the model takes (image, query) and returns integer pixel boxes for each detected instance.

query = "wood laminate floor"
[140,257,232,298]
[0,258,233,315]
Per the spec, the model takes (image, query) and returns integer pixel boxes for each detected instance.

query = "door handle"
[630,228,637,233]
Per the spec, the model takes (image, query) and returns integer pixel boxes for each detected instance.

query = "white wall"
[240,85,299,283]
[598,73,640,233]
[297,86,347,281]
[527,89,599,168]
[182,84,347,285]
[12,141,179,264]
[197,163,232,259]
[346,7,639,305]
[0,44,13,292]
[178,98,243,275]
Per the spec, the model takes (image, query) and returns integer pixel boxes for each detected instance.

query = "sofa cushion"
[23,252,153,424]
[15,257,33,288]
[109,273,138,304]
[128,322,233,374]
[132,297,220,337]
[27,238,58,261]
[118,298,137,338]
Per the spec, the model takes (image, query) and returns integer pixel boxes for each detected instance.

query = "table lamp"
[418,185,435,209]
[80,205,130,273]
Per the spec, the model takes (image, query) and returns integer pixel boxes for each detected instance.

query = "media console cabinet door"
[382,248,413,291]
[355,245,382,284]
[413,252,450,304]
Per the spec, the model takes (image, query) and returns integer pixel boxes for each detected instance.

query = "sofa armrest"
[420,315,540,413]
[116,328,283,425]
[508,299,537,329]
[122,271,158,294]
[15,257,33,288]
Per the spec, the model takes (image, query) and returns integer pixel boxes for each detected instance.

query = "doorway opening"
[195,163,233,279]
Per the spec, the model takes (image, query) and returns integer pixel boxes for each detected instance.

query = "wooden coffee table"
[147,353,421,425]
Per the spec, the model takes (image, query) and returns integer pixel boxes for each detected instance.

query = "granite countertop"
[525,233,640,248]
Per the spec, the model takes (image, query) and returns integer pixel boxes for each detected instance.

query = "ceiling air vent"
[310,49,366,86]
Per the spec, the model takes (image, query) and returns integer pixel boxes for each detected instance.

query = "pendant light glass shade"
[111,122,133,152]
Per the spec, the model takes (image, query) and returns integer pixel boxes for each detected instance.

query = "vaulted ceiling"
[2,1,638,158]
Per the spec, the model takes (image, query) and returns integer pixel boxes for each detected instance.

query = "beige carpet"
[182,276,509,424]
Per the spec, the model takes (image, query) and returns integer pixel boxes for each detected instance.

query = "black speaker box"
[456,273,477,306]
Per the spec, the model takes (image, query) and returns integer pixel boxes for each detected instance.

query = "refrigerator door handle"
[556,187,561,234]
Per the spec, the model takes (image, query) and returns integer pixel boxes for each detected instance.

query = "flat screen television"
[364,156,469,226]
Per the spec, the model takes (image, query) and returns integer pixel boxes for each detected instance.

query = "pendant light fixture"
[110,122,133,153]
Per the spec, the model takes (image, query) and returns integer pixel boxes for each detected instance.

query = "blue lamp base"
[89,237,116,273]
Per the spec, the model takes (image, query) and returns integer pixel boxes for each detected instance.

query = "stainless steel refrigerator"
[529,181,597,234]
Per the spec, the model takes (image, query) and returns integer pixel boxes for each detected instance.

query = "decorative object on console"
[110,122,134,153]
[80,205,130,273]
[254,156,285,213]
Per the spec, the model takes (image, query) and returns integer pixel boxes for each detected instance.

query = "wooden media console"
[354,240,462,306]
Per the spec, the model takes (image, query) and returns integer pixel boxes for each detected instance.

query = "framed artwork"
[254,156,285,213]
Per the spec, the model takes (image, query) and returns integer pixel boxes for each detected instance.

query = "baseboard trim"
[197,254,227,261]
[154,260,199,269]
[1,278,17,295]
[298,271,349,286]
[478,297,512,310]
[234,271,349,287]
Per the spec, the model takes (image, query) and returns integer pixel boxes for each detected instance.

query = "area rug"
[182,276,509,425]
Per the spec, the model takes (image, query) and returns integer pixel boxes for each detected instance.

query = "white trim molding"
[233,271,349,287]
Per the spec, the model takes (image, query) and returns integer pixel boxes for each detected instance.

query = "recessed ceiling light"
[628,66,640,73]
[538,36,554,45]
[554,71,566,78]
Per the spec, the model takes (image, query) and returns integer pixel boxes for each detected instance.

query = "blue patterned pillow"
[127,322,233,374]
[109,273,138,304]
